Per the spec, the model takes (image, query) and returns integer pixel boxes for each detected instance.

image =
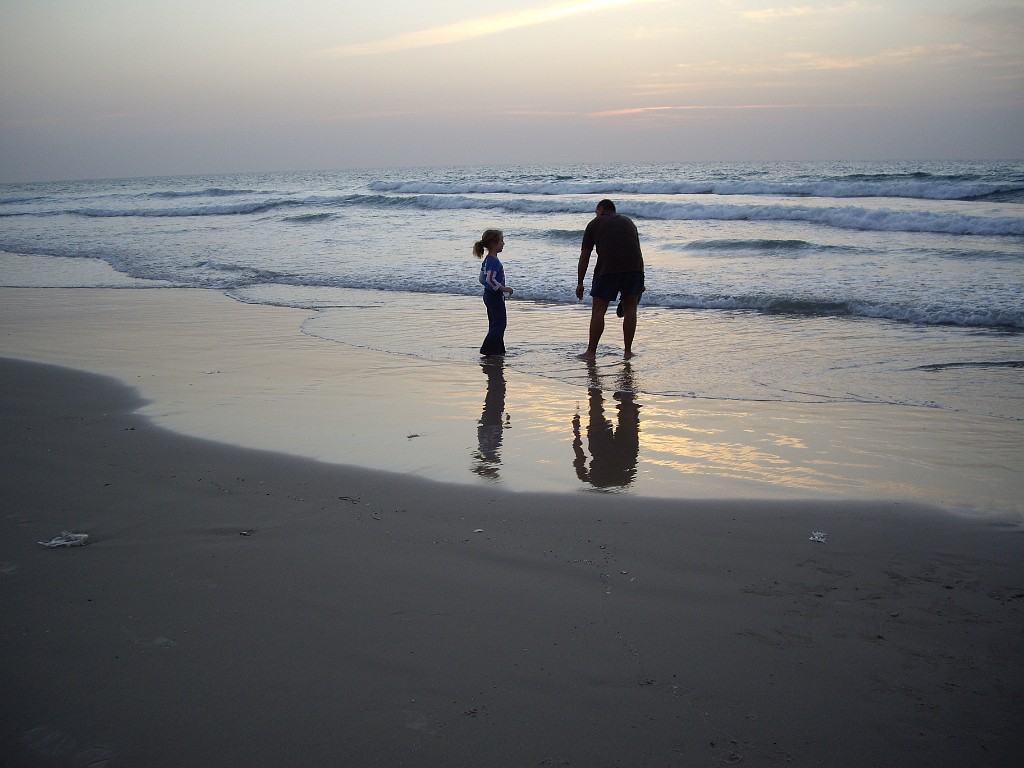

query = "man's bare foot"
[623,350,635,360]
[576,351,596,361]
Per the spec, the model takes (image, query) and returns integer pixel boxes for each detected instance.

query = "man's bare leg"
[620,294,640,359]
[577,297,610,360]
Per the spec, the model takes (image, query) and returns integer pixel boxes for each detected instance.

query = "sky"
[1,0,1022,182]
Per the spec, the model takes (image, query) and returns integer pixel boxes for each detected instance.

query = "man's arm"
[576,247,592,300]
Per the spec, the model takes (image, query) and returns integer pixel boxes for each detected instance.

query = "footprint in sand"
[402,709,441,737]
[121,626,177,649]
[134,636,177,649]
[22,726,78,758]
[76,745,117,768]
[21,727,116,766]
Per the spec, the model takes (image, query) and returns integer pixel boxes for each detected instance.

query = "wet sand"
[1,287,1020,514]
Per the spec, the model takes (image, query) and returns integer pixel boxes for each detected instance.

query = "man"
[575,199,645,360]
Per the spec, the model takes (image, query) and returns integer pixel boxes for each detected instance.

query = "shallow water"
[287,287,1024,421]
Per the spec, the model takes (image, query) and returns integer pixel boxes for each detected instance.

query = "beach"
[3,0,1023,755]
[2,286,1023,767]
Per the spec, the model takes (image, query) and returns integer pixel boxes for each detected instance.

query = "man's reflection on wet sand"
[472,359,509,479]
[572,363,641,489]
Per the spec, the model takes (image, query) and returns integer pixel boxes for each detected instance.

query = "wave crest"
[369,175,1024,202]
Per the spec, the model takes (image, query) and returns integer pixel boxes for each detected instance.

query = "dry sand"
[1,286,1023,767]
[2,357,1023,767]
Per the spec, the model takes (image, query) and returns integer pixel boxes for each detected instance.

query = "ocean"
[2,160,1022,424]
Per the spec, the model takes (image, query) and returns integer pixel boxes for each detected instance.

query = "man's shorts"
[590,271,645,302]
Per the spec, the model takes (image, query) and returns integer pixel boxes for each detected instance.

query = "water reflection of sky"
[461,357,1019,515]
[466,357,857,498]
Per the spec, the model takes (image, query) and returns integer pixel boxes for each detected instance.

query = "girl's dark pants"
[480,290,506,356]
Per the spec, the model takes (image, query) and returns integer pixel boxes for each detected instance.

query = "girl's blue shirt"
[479,254,505,293]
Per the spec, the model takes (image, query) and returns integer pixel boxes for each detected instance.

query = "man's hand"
[576,250,592,301]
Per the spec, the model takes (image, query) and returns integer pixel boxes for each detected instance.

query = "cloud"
[741,2,867,21]
[777,44,975,71]
[944,4,1024,45]
[589,104,802,118]
[666,43,976,76]
[315,0,656,57]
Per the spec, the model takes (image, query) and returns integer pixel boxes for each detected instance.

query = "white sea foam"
[54,192,1021,237]
[369,176,1024,201]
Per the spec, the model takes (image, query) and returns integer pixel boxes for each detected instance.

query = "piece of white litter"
[38,531,89,548]
[473,529,485,533]
[809,531,827,543]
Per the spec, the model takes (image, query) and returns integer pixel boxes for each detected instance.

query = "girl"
[474,229,513,357]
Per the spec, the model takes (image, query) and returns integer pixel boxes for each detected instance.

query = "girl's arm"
[483,263,513,294]
[483,268,504,292]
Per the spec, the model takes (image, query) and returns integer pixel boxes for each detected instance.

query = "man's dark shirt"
[581,213,644,277]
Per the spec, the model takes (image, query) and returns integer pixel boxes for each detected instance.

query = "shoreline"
[0,286,1021,518]
[2,356,1022,766]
